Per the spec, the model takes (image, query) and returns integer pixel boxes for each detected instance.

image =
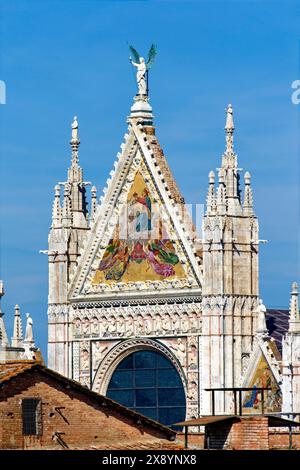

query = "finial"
[225,104,234,131]
[70,115,80,159]
[209,170,215,184]
[206,171,216,215]
[0,281,9,346]
[224,104,235,154]
[52,185,62,227]
[11,304,23,347]
[289,282,300,328]
[71,116,78,140]
[244,171,251,184]
[91,186,98,220]
[243,171,254,215]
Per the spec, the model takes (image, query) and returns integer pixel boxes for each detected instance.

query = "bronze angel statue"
[129,44,157,95]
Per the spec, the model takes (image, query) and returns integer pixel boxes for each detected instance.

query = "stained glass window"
[107,350,186,428]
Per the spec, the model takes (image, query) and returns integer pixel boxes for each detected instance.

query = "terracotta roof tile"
[0,360,37,384]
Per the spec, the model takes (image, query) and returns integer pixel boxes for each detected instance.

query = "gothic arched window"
[106,350,186,428]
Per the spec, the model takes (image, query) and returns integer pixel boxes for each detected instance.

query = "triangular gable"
[68,123,202,300]
[241,338,282,413]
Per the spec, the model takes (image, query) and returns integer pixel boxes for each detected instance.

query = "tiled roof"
[81,440,183,450]
[0,360,38,384]
[0,360,176,440]
[266,309,289,353]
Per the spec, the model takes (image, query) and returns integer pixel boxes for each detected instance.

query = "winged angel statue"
[129,44,157,95]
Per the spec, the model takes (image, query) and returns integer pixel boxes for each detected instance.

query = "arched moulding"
[92,337,187,396]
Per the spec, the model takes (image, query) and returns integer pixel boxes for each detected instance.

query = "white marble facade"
[47,92,299,421]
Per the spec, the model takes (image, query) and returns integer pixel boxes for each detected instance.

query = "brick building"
[0,360,177,450]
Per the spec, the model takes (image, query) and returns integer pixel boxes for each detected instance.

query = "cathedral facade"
[47,78,300,426]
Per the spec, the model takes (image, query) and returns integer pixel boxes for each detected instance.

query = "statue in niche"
[154,314,162,335]
[74,318,81,336]
[190,312,199,332]
[117,316,126,336]
[100,317,109,337]
[188,343,198,369]
[93,342,108,370]
[162,314,171,333]
[80,348,89,371]
[136,315,144,336]
[181,313,189,333]
[82,317,90,336]
[126,316,134,336]
[173,313,180,333]
[91,317,99,336]
[144,314,153,335]
[188,381,198,401]
[108,315,117,336]
[170,338,186,366]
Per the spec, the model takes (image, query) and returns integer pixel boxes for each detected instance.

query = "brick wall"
[269,430,300,450]
[0,370,172,449]
[206,417,269,450]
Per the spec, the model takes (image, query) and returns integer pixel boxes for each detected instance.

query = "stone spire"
[243,171,254,215]
[52,184,62,228]
[62,183,72,227]
[0,280,9,346]
[68,116,82,183]
[206,171,216,215]
[216,168,227,215]
[63,116,88,228]
[222,104,236,168]
[288,282,300,332]
[91,185,98,220]
[11,304,23,347]
[217,104,242,215]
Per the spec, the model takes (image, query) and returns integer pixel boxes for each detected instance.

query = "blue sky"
[0,0,299,359]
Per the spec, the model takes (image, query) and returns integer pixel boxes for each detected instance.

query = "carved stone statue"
[80,348,89,370]
[82,317,90,335]
[255,299,268,334]
[129,45,157,96]
[25,313,34,342]
[91,317,99,336]
[170,338,186,366]
[71,116,78,140]
[74,318,81,336]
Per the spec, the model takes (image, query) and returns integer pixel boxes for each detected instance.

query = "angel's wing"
[146,44,157,69]
[129,45,140,63]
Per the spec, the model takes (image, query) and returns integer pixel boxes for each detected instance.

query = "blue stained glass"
[136,389,156,407]
[135,369,156,387]
[107,350,186,428]
[157,368,182,387]
[109,370,133,389]
[107,389,135,407]
[117,355,134,370]
[135,408,158,421]
[158,387,185,406]
[158,407,186,427]
[134,351,156,369]
[157,354,172,369]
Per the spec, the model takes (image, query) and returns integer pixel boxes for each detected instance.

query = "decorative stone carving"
[92,338,187,395]
[91,316,99,336]
[93,341,108,370]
